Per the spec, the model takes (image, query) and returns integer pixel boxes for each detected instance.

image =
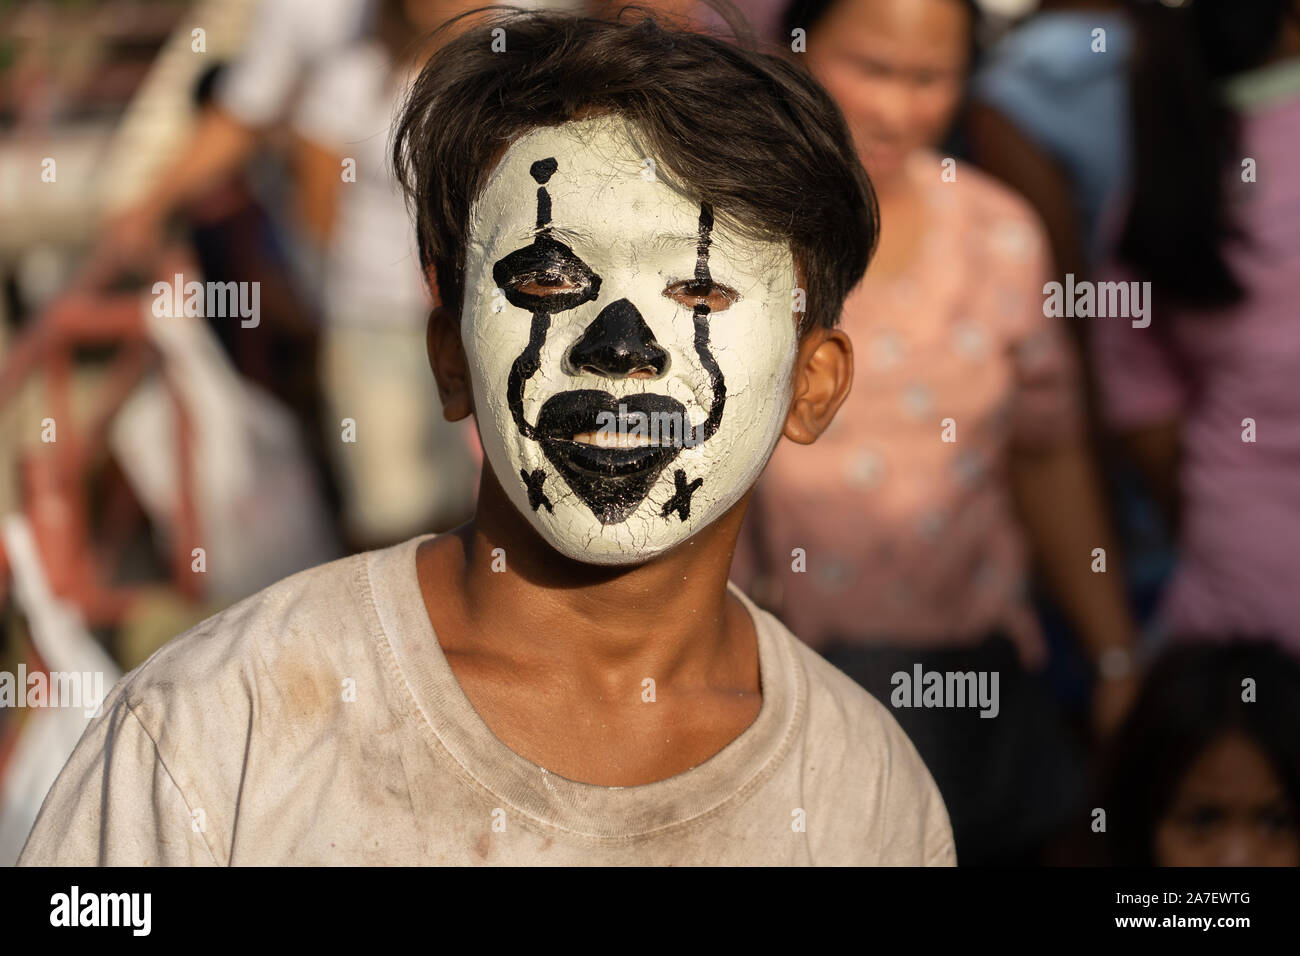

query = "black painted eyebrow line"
[497,245,594,279]
[536,224,593,246]
[695,203,714,286]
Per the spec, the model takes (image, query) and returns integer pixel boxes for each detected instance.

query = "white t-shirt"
[18,536,955,866]
[216,0,371,126]
[293,41,430,325]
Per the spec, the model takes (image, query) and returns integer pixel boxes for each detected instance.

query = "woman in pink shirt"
[1093,0,1300,653]
[737,0,1138,864]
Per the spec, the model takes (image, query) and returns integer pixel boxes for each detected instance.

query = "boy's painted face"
[461,115,799,564]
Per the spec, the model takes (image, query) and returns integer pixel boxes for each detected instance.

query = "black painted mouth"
[534,390,687,524]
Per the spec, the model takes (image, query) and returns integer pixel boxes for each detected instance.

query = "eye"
[1178,805,1224,832]
[663,279,740,313]
[493,236,602,314]
[848,54,891,80]
[1257,806,1297,834]
[512,273,583,296]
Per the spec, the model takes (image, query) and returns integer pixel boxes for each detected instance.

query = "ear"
[427,304,474,421]
[783,324,853,444]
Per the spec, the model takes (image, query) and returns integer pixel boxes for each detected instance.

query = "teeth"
[572,430,656,448]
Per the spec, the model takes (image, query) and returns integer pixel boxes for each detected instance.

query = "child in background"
[1102,639,1300,867]
[292,0,483,547]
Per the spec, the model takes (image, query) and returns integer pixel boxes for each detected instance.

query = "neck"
[439,465,752,687]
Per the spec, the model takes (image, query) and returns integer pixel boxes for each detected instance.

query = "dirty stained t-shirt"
[18,536,955,866]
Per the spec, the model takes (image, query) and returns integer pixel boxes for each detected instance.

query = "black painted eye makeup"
[493,234,601,314]
[663,278,740,313]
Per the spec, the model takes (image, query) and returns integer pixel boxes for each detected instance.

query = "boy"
[19,8,954,865]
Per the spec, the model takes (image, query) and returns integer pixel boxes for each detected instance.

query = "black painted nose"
[565,298,669,378]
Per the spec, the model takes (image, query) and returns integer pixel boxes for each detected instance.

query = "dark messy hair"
[392,4,878,333]
[1101,638,1300,866]
[1117,0,1294,310]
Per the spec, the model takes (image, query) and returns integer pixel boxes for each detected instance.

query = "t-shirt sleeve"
[918,774,957,866]
[16,687,219,867]
[881,718,958,866]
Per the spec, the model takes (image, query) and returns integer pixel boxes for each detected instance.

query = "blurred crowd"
[1,0,1298,866]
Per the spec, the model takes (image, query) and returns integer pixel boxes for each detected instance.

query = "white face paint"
[462,114,799,565]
